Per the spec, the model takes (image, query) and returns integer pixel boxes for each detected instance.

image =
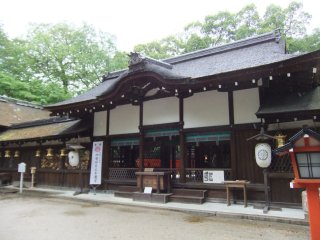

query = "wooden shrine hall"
[0,29,320,206]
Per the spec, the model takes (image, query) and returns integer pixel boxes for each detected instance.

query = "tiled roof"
[169,41,294,78]
[0,96,50,127]
[47,77,119,107]
[164,30,281,64]
[0,119,84,142]
[45,30,300,109]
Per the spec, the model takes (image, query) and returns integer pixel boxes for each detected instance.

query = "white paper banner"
[90,141,103,185]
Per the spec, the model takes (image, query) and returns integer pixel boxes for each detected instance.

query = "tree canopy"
[0,23,128,104]
[134,1,316,58]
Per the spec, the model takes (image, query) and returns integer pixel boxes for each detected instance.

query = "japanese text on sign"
[89,141,103,185]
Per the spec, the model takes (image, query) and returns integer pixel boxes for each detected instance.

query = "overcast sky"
[0,0,319,51]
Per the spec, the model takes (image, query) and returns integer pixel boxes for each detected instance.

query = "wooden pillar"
[102,109,110,188]
[139,102,144,172]
[228,91,234,126]
[179,97,186,183]
[138,102,144,192]
[60,141,66,187]
[229,91,237,180]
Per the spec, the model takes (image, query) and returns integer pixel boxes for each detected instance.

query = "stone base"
[302,191,308,212]
[132,192,172,204]
[301,189,320,213]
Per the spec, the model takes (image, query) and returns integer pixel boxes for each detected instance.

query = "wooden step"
[169,195,205,204]
[117,186,139,192]
[169,188,208,204]
[132,192,172,204]
[114,191,136,198]
[172,189,208,198]
[114,185,140,199]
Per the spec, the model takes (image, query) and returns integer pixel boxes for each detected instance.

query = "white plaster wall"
[93,111,107,136]
[110,104,139,134]
[184,90,229,128]
[144,97,179,125]
[234,88,260,124]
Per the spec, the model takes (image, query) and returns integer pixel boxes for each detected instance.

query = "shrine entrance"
[143,136,180,169]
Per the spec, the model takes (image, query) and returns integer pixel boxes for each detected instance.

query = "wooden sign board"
[203,170,224,183]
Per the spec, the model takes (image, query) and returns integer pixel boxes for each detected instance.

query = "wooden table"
[135,171,171,193]
[224,180,250,207]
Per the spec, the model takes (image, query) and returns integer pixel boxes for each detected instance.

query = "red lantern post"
[274,127,320,240]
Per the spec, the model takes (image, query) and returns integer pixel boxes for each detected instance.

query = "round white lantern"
[255,143,272,168]
[68,150,79,167]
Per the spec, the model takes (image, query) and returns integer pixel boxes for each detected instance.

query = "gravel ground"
[0,192,309,240]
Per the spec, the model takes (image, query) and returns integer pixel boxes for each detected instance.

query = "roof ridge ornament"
[128,52,173,70]
[128,52,145,67]
[273,29,281,43]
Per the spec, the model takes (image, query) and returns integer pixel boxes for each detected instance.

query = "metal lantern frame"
[247,126,277,214]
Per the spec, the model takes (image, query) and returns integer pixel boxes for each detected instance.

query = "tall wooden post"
[263,168,270,213]
[102,109,110,190]
[60,141,66,187]
[179,97,186,183]
[138,102,144,192]
[228,91,237,181]
[228,91,234,126]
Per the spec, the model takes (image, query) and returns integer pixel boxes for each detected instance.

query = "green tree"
[260,1,311,37]
[134,40,174,59]
[182,34,211,53]
[109,51,129,71]
[0,25,14,73]
[23,23,118,94]
[0,23,129,104]
[234,4,260,40]
[134,1,315,58]
[287,28,320,53]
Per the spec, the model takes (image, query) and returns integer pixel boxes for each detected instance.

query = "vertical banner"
[90,141,103,185]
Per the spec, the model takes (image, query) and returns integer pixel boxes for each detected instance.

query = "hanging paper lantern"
[255,143,272,168]
[68,151,79,167]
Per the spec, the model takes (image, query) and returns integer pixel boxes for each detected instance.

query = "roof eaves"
[10,116,76,129]
[102,69,127,81]
[0,95,43,109]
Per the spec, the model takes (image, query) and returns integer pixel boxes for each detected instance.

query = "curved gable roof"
[45,30,301,110]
